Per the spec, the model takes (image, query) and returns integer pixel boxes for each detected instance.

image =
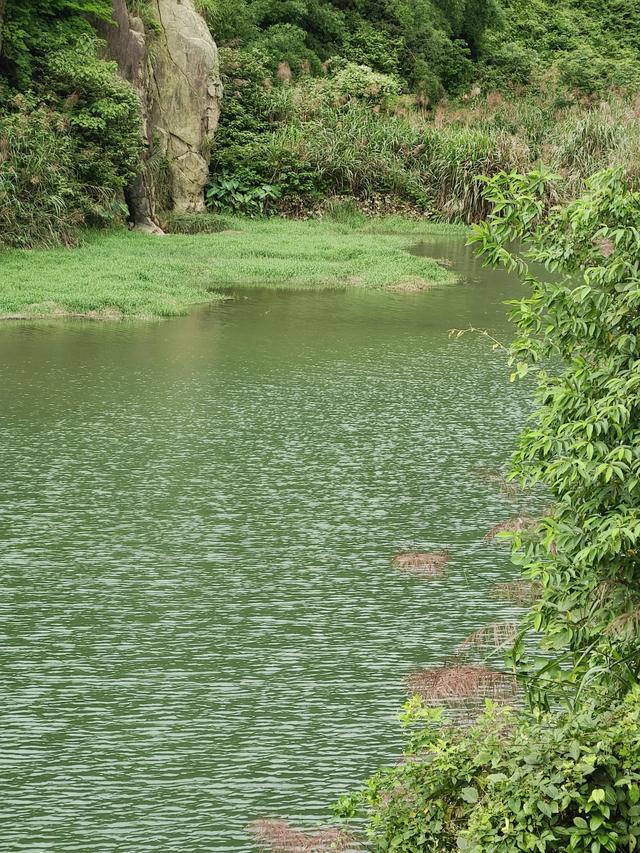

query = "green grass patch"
[0,216,459,320]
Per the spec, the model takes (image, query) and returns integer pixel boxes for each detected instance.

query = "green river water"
[1,236,531,851]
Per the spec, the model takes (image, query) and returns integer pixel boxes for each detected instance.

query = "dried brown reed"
[249,819,358,852]
[493,580,543,606]
[455,622,520,656]
[392,550,450,578]
[407,664,518,708]
[484,515,538,542]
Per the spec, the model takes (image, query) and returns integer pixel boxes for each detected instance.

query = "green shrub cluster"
[484,0,640,95]
[474,169,640,704]
[197,0,498,99]
[201,0,640,109]
[204,0,640,221]
[0,104,84,248]
[336,167,640,850]
[339,692,640,852]
[0,2,142,248]
[209,48,536,220]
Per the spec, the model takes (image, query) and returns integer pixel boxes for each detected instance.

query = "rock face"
[150,0,221,212]
[100,0,222,225]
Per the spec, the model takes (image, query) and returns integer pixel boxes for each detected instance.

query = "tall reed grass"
[243,81,640,222]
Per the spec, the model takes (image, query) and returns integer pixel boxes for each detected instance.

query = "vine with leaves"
[331,169,640,853]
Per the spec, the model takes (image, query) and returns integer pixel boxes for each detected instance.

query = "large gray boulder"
[150,0,221,212]
[101,0,222,225]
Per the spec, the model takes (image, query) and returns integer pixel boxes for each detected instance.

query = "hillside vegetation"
[206,0,640,220]
[1,0,640,245]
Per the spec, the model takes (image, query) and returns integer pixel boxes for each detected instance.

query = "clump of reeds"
[392,550,450,578]
[249,819,358,852]
[484,515,538,542]
[407,664,518,708]
[492,580,543,606]
[455,622,520,656]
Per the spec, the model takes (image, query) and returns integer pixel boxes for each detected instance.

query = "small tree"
[469,167,640,708]
[333,170,640,853]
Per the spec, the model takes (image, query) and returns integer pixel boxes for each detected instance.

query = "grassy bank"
[0,217,462,320]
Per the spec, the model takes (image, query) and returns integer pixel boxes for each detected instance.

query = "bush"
[557,47,609,95]
[206,176,281,215]
[0,24,142,248]
[481,35,540,89]
[45,37,142,195]
[328,61,401,107]
[471,168,640,705]
[341,20,402,76]
[337,691,640,852]
[0,105,88,247]
[253,23,321,77]
[195,0,258,45]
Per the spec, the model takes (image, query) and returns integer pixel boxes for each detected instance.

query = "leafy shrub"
[429,31,475,96]
[471,168,640,706]
[45,37,142,195]
[253,23,321,77]
[557,47,609,95]
[338,691,640,852]
[481,35,539,88]
[0,34,141,247]
[328,61,401,107]
[341,20,402,76]
[0,0,113,86]
[0,0,143,248]
[206,176,281,215]
[195,0,259,45]
[488,0,640,93]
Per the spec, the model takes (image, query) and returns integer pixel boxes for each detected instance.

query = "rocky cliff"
[100,0,222,228]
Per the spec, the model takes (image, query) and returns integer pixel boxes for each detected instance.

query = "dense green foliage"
[210,50,640,221]
[3,0,640,239]
[339,692,640,852]
[485,0,640,93]
[198,0,499,99]
[336,170,640,849]
[473,168,640,706]
[207,0,640,218]
[200,0,640,98]
[0,1,142,247]
[0,0,112,86]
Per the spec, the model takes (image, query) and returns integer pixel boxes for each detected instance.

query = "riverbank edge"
[0,216,467,322]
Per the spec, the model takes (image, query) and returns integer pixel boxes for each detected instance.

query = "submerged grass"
[0,216,460,320]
